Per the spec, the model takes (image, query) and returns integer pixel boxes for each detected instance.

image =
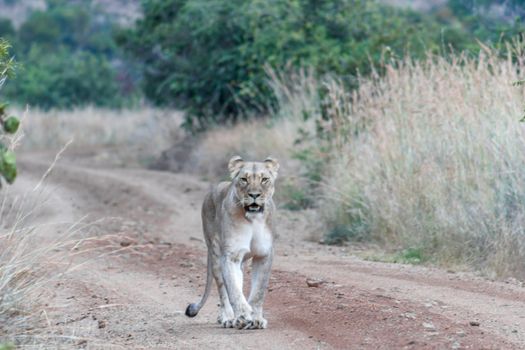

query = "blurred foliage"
[0,0,523,115]
[436,0,524,46]
[0,38,14,79]
[118,0,447,128]
[0,0,136,109]
[10,47,121,109]
[118,0,525,129]
[0,39,19,186]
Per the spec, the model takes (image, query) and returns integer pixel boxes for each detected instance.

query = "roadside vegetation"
[2,0,525,295]
[0,39,86,346]
[315,44,525,278]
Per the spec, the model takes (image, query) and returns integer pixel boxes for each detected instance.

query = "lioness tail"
[185,251,213,318]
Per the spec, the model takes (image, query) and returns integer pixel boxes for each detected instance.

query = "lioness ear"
[264,157,279,177]
[228,155,245,179]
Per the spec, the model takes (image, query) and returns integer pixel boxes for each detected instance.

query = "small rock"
[401,312,416,319]
[306,278,325,287]
[456,330,466,337]
[180,262,194,268]
[451,341,461,349]
[423,322,436,330]
[469,321,480,327]
[98,320,107,329]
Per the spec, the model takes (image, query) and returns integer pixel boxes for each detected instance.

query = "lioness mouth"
[245,203,264,213]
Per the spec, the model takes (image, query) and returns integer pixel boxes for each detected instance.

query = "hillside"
[0,0,141,27]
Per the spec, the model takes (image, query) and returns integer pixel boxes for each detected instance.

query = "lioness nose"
[249,193,261,199]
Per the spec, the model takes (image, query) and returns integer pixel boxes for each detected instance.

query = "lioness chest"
[231,217,272,259]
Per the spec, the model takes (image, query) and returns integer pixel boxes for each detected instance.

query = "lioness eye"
[262,177,270,183]
[240,177,248,183]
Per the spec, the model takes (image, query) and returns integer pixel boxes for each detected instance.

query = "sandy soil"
[13,152,525,349]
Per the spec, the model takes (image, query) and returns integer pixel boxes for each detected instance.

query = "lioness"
[185,156,279,330]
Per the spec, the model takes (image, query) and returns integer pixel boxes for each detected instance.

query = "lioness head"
[228,155,279,214]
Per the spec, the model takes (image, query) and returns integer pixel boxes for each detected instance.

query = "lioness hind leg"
[211,256,234,327]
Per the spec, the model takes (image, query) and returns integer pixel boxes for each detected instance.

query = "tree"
[3,0,131,109]
[118,0,471,129]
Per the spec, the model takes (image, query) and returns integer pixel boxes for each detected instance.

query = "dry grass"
[317,43,525,277]
[0,141,79,344]
[17,107,184,166]
[185,118,300,180]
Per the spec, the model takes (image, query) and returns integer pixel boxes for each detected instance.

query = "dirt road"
[15,153,525,349]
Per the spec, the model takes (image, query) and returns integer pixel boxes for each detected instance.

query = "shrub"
[119,0,472,129]
[17,0,118,56]
[315,43,525,277]
[1,0,135,109]
[5,47,123,109]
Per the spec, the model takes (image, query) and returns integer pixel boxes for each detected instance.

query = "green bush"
[118,0,525,129]
[0,19,14,41]
[0,0,134,109]
[119,0,479,129]
[5,47,122,109]
[17,0,118,56]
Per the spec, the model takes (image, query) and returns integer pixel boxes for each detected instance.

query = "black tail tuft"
[185,303,199,318]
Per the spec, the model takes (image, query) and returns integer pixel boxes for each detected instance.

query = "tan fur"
[185,156,279,330]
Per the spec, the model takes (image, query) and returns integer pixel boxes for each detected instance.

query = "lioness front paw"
[249,317,267,329]
[219,318,234,328]
[233,314,253,329]
[234,315,267,330]
[217,313,235,328]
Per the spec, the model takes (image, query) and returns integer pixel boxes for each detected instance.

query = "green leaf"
[0,103,8,116]
[0,152,17,184]
[2,150,16,166]
[3,116,19,134]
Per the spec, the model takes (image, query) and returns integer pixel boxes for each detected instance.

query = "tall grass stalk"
[314,43,525,277]
[0,140,88,344]
[260,41,525,276]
